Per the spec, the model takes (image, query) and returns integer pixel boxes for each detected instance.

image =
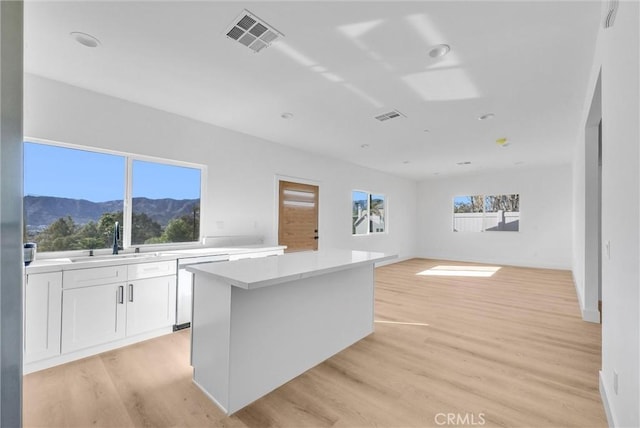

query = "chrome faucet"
[112,221,120,255]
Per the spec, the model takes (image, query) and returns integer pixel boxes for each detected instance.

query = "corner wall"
[572,2,640,426]
[416,165,573,269]
[23,74,418,261]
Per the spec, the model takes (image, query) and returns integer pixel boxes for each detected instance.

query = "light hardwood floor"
[24,259,606,427]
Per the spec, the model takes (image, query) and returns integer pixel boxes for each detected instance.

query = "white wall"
[416,165,573,269]
[573,2,640,426]
[23,74,418,261]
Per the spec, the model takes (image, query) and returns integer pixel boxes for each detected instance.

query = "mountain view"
[24,195,199,230]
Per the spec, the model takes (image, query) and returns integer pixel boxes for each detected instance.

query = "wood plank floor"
[23,259,606,427]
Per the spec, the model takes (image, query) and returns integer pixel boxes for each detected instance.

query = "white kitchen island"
[187,249,396,415]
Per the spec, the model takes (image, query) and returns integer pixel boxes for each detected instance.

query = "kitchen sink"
[68,253,161,263]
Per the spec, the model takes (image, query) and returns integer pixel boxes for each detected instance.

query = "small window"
[352,190,386,235]
[453,194,520,232]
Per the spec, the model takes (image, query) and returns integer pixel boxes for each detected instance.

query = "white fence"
[453,211,520,232]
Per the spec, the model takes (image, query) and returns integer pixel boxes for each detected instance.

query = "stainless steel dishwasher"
[175,254,229,330]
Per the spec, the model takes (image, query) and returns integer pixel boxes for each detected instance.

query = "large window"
[24,141,203,252]
[352,190,386,235]
[453,194,520,232]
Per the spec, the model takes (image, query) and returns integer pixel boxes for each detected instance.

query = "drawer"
[128,260,177,280]
[64,265,127,289]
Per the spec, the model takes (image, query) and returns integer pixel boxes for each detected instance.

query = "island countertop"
[186,249,396,290]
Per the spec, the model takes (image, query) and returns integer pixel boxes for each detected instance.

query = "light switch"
[605,240,611,260]
[613,370,618,394]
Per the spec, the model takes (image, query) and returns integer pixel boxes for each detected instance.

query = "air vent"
[225,10,283,53]
[603,0,619,28]
[374,109,406,122]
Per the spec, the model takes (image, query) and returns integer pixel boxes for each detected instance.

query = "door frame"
[583,70,602,323]
[274,174,321,251]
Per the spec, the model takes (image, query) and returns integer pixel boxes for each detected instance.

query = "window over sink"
[23,140,204,253]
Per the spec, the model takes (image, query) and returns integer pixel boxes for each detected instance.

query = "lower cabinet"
[61,282,127,354]
[60,262,176,355]
[126,276,175,337]
[24,272,63,363]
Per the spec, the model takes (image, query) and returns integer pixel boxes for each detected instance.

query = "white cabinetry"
[61,282,126,353]
[126,262,176,337]
[61,265,127,354]
[60,261,176,355]
[24,272,62,363]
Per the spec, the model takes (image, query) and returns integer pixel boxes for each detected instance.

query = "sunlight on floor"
[417,265,501,277]
[374,320,430,327]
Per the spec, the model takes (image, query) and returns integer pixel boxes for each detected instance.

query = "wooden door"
[278,180,319,252]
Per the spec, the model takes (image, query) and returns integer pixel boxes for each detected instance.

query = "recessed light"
[479,113,495,121]
[456,161,472,166]
[402,160,410,164]
[281,112,293,119]
[360,144,370,149]
[70,32,100,48]
[428,44,450,58]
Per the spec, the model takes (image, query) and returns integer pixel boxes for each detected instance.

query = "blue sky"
[24,142,200,202]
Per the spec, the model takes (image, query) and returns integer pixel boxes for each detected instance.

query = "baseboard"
[582,307,601,323]
[375,255,412,267]
[600,370,616,428]
[414,253,571,271]
[24,326,173,374]
[571,271,601,323]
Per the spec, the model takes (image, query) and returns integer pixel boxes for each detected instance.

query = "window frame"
[352,189,387,236]
[24,138,207,256]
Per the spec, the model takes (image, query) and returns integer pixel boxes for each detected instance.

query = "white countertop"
[186,249,396,290]
[25,245,286,274]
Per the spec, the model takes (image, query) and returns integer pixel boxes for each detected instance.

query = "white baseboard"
[582,307,601,323]
[600,370,616,428]
[24,326,173,374]
[414,252,571,271]
[571,271,601,323]
[375,255,412,267]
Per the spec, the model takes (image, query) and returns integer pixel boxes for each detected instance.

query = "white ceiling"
[24,1,601,180]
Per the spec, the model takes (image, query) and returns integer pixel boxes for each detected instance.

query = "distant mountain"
[24,195,199,228]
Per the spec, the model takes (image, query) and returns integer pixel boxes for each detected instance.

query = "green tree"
[36,216,80,251]
[131,212,162,245]
[97,211,124,249]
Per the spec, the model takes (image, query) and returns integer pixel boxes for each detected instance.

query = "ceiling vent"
[602,0,619,29]
[225,10,283,53]
[374,109,406,122]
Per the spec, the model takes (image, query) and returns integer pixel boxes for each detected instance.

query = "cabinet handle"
[129,284,134,302]
[118,285,124,304]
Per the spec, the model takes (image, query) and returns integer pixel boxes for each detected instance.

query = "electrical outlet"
[216,221,225,230]
[613,370,618,394]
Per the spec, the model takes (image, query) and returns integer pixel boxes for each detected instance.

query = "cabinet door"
[126,275,176,337]
[61,283,126,354]
[24,272,63,363]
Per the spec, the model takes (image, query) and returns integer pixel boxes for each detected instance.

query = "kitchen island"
[188,249,396,414]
